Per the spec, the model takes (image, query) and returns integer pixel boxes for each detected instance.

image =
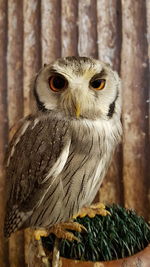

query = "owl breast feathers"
[4,57,122,237]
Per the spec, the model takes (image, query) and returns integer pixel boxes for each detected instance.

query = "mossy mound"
[42,204,150,261]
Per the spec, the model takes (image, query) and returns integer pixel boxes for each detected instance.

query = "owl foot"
[48,222,87,242]
[74,202,110,218]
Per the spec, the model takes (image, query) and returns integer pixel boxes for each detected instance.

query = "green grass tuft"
[42,204,150,261]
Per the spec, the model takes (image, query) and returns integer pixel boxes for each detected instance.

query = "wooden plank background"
[0,0,149,266]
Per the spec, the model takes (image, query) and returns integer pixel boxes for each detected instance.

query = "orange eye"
[90,79,106,90]
[49,75,68,92]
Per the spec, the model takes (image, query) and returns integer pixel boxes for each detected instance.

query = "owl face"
[33,57,121,120]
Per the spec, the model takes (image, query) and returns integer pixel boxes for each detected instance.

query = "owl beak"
[68,90,81,118]
[75,103,80,118]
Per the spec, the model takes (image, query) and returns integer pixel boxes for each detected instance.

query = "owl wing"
[4,114,71,236]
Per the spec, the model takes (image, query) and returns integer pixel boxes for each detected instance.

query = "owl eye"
[90,79,106,90]
[49,75,68,92]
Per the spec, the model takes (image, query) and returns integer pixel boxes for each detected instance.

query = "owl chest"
[63,122,112,203]
[78,141,110,207]
[71,120,111,162]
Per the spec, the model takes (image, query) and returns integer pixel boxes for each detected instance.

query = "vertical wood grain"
[23,0,41,117]
[0,1,9,266]
[97,0,123,205]
[146,0,150,217]
[61,0,78,57]
[78,0,97,58]
[41,0,61,64]
[7,0,24,128]
[146,2,150,127]
[97,0,121,71]
[146,0,150,68]
[121,0,149,218]
[7,0,24,266]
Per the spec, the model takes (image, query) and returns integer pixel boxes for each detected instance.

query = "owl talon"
[59,222,87,232]
[48,222,86,242]
[74,202,110,218]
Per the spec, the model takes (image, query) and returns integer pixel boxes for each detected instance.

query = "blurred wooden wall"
[0,0,149,266]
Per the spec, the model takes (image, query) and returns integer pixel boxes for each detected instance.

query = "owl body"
[4,57,122,237]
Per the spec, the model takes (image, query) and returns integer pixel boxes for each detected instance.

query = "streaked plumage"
[4,57,122,237]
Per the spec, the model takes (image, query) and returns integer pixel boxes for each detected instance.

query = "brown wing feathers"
[4,115,70,237]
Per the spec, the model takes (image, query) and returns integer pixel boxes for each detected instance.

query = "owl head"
[31,57,121,120]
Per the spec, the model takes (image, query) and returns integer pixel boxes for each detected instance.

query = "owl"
[4,56,122,238]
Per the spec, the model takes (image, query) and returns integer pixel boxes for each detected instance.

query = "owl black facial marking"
[34,75,47,112]
[107,91,119,118]
[34,88,47,112]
